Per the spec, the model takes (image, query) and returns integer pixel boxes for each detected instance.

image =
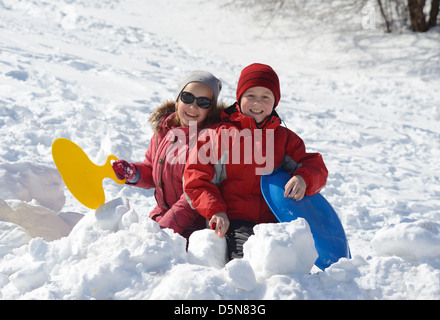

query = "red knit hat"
[236,63,281,108]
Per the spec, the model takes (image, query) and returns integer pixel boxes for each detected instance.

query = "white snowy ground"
[0,0,439,299]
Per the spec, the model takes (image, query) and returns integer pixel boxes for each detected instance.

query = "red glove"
[112,160,137,181]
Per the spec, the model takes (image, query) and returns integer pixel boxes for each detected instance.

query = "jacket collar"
[159,112,179,130]
[221,103,280,130]
[157,113,190,138]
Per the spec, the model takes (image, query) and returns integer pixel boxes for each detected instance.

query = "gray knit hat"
[175,70,222,105]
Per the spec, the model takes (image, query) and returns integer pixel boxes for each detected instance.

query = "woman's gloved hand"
[112,159,138,182]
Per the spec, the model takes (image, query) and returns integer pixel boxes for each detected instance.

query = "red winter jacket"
[130,110,206,238]
[183,103,328,224]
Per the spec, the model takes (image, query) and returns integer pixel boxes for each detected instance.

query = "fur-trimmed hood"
[148,100,228,133]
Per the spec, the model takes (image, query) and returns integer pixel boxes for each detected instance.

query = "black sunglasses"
[180,91,212,109]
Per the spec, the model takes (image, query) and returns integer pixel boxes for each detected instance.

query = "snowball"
[371,219,440,261]
[225,258,257,292]
[187,229,227,268]
[118,207,139,230]
[243,219,318,277]
[94,197,130,231]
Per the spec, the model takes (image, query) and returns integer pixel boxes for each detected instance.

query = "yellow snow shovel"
[51,138,125,209]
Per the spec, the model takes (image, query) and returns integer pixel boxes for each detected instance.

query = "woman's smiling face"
[239,86,275,124]
[176,82,213,126]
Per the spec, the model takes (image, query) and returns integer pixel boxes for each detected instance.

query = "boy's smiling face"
[240,86,275,124]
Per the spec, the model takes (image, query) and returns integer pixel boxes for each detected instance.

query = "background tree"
[230,0,439,32]
[372,0,438,32]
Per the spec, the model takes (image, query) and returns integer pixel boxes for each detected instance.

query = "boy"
[183,63,328,260]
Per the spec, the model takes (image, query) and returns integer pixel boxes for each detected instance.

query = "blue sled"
[261,167,351,270]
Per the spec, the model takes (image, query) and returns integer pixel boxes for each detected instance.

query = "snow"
[188,229,227,269]
[244,220,318,277]
[0,0,439,300]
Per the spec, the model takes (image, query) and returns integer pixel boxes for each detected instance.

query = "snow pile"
[371,219,440,262]
[244,220,318,277]
[0,162,78,243]
[0,190,329,299]
[0,162,65,212]
[0,198,188,299]
[0,0,439,299]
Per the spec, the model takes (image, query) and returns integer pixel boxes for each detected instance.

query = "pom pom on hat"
[236,63,281,108]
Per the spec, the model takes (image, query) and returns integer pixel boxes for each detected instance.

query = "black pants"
[225,220,256,261]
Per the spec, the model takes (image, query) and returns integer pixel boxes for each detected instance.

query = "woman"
[112,71,225,239]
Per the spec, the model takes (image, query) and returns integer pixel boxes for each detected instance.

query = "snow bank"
[0,199,329,299]
[0,162,76,242]
[0,198,188,299]
[1,195,440,299]
[371,219,440,262]
[0,162,65,212]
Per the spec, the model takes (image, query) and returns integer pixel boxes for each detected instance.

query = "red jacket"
[183,103,328,223]
[131,112,206,238]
